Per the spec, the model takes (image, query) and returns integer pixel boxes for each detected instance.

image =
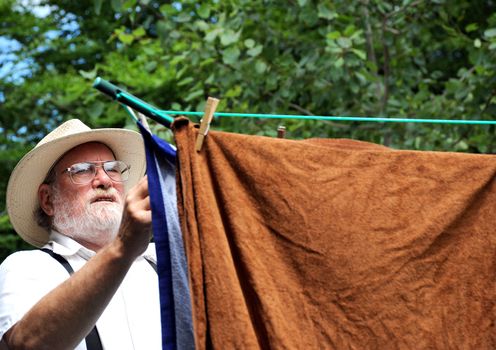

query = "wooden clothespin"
[277,125,286,139]
[196,97,220,152]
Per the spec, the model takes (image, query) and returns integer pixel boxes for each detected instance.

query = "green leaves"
[79,68,97,80]
[317,4,336,20]
[337,37,352,49]
[94,0,103,15]
[2,0,496,258]
[465,23,479,32]
[222,47,240,65]
[484,28,496,38]
[112,26,146,45]
[197,4,211,19]
[247,44,263,57]
[220,29,241,46]
[352,49,367,60]
[87,101,105,119]
[255,60,267,74]
[184,89,204,102]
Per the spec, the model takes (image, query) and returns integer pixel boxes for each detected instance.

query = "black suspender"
[41,248,74,273]
[145,258,157,273]
[40,248,158,350]
[40,248,103,350]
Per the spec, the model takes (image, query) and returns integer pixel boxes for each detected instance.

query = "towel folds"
[173,118,496,349]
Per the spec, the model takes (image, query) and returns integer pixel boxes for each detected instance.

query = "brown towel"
[173,118,496,350]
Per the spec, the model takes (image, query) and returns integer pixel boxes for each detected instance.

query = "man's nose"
[92,166,112,189]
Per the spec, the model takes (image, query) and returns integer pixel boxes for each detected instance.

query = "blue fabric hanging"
[138,122,195,350]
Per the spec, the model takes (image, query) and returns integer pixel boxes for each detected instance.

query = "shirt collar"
[46,230,96,260]
[45,230,156,263]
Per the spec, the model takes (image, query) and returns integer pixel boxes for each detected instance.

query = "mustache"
[88,188,122,204]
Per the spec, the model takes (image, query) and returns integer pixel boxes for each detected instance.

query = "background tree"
[1,0,496,261]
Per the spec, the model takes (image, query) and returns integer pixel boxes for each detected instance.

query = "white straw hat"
[6,119,146,247]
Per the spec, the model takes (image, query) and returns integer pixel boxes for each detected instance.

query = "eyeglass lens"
[69,161,130,184]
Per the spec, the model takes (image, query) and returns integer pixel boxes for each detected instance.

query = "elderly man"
[0,119,161,349]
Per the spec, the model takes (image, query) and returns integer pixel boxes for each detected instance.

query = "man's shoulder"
[0,249,64,275]
[2,249,46,263]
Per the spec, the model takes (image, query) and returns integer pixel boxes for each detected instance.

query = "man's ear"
[38,184,54,216]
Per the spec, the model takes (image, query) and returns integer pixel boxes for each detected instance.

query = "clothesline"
[93,77,496,128]
[159,110,496,125]
[121,90,496,127]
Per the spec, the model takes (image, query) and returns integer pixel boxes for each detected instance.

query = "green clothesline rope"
[119,89,496,126]
[93,77,496,127]
[122,92,496,125]
[158,109,496,125]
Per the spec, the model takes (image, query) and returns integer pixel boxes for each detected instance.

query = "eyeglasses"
[62,161,131,185]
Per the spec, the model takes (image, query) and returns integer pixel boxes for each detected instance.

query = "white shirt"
[0,231,162,349]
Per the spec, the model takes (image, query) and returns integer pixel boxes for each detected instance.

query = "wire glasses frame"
[62,160,131,185]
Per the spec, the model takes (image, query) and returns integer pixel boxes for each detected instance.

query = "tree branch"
[384,0,425,20]
[360,0,378,67]
[377,0,425,116]
[480,88,496,116]
[380,17,390,116]
[288,102,314,116]
[360,0,383,109]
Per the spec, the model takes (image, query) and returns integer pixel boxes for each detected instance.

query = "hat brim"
[6,128,146,247]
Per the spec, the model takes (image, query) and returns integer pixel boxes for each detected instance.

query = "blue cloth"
[138,122,195,350]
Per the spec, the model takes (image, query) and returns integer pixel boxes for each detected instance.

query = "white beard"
[51,185,124,249]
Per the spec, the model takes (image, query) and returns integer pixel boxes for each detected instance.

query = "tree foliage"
[1,0,496,260]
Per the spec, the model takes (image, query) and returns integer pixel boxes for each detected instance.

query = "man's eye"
[105,162,122,173]
[71,164,92,174]
[107,167,120,173]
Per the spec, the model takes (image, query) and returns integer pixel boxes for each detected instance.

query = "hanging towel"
[138,122,195,350]
[172,117,496,350]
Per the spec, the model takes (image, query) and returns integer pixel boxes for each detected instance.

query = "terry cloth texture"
[138,122,195,350]
[172,117,496,350]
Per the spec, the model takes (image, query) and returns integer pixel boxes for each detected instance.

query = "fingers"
[128,175,149,200]
[144,197,151,211]
[136,176,151,220]
[125,176,151,223]
[117,176,153,258]
[141,209,152,225]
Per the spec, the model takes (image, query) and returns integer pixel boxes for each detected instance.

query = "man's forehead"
[55,142,116,169]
